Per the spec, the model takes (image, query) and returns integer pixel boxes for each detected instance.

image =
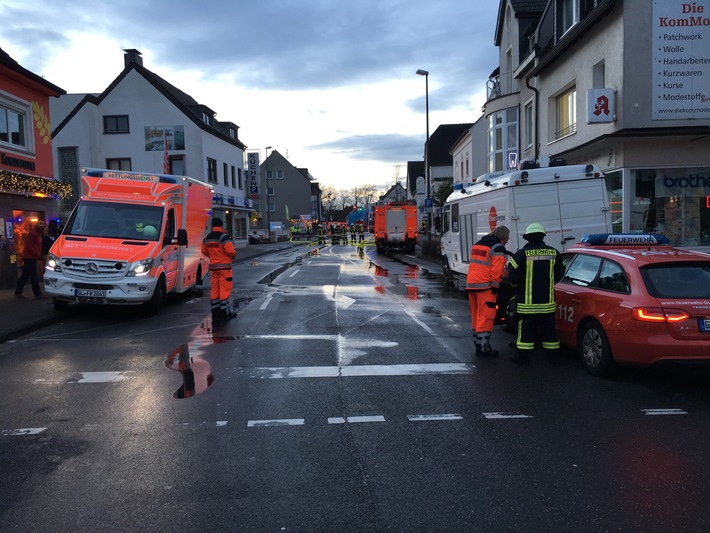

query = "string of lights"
[0,169,73,199]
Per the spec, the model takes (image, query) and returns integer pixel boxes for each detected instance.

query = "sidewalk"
[0,240,301,344]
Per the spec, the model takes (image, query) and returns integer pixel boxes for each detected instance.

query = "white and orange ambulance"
[44,168,213,313]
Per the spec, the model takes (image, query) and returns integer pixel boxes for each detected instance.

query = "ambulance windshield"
[64,201,164,241]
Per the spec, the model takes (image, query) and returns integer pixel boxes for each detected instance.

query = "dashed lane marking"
[328,416,386,424]
[641,408,688,415]
[1,427,47,436]
[248,419,306,427]
[483,412,534,419]
[407,414,463,421]
[73,371,131,383]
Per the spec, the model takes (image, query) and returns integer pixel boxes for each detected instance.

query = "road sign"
[424,198,433,208]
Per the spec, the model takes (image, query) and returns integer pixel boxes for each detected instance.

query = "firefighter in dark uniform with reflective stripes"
[508,223,565,364]
[201,217,237,322]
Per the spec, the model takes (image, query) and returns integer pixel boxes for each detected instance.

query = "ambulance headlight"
[46,253,61,272]
[127,258,154,277]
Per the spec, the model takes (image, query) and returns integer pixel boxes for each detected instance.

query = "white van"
[441,164,612,285]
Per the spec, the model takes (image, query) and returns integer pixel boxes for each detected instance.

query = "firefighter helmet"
[523,223,546,238]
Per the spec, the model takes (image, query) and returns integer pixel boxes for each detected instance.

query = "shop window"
[631,168,710,247]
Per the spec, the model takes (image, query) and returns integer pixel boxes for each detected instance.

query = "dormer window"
[559,0,578,36]
[202,112,211,125]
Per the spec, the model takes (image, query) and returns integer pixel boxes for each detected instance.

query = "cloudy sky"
[0,0,501,191]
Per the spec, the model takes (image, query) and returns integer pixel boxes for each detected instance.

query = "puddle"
[163,299,250,399]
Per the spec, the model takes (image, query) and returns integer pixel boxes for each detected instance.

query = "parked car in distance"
[554,234,710,376]
[248,232,268,244]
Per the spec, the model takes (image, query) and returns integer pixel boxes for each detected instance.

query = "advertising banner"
[652,0,710,120]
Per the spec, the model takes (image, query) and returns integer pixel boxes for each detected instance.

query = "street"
[1,242,709,532]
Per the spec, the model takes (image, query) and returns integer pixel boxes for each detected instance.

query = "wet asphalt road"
[1,242,709,532]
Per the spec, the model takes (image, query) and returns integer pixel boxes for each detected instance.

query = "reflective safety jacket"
[201,226,237,271]
[465,234,507,291]
[508,241,565,314]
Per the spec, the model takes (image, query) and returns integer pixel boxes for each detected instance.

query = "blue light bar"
[581,233,671,246]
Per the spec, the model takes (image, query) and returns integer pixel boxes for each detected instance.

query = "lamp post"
[264,146,272,241]
[416,69,431,242]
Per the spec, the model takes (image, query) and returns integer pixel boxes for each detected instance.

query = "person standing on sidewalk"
[508,223,565,364]
[465,225,510,356]
[201,217,237,322]
[15,222,47,299]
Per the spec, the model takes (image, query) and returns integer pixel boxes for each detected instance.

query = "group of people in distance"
[466,223,564,364]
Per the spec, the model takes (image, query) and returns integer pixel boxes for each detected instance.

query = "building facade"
[256,150,322,240]
[51,50,252,245]
[0,48,68,289]
[476,0,710,249]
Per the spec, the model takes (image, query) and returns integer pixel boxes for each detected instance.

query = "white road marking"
[337,295,356,309]
[216,421,228,427]
[259,293,273,311]
[1,427,47,436]
[328,416,386,424]
[248,419,305,427]
[75,371,130,383]
[407,414,463,421]
[247,363,472,379]
[483,412,534,419]
[289,269,300,278]
[642,408,688,416]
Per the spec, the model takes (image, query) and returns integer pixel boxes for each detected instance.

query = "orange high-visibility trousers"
[467,289,497,333]
[210,269,233,313]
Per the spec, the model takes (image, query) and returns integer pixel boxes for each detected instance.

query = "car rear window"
[641,263,710,299]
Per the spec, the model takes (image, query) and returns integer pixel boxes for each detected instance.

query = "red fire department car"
[554,234,710,376]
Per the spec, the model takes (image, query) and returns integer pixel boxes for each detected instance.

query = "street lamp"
[264,146,272,241]
[416,69,431,242]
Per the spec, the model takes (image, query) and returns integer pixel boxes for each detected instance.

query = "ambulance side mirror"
[177,229,188,246]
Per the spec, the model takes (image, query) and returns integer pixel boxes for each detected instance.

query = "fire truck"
[44,168,213,314]
[373,200,418,253]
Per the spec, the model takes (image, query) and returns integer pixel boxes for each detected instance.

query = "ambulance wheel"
[192,265,204,296]
[441,258,454,284]
[53,298,69,312]
[579,321,616,377]
[145,278,166,315]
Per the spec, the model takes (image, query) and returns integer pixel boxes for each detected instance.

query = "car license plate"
[75,289,106,298]
[699,318,710,333]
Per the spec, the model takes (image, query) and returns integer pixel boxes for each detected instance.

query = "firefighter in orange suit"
[201,217,237,321]
[465,225,510,356]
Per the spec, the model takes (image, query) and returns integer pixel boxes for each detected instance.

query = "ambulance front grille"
[61,258,128,280]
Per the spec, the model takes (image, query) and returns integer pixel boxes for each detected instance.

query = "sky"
[0,0,501,192]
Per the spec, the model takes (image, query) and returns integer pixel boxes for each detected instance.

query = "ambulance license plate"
[75,289,106,298]
[699,319,710,333]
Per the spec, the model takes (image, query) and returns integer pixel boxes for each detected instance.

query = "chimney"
[123,49,143,67]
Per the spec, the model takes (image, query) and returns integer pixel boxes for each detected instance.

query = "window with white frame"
[524,101,534,149]
[555,86,577,139]
[559,0,578,36]
[487,107,519,173]
[276,169,284,180]
[0,96,31,150]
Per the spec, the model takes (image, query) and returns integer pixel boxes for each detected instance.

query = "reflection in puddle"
[164,307,246,399]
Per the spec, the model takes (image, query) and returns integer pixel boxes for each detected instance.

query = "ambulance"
[44,168,213,313]
[441,163,612,285]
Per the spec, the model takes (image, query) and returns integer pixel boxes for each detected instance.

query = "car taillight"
[633,307,689,323]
